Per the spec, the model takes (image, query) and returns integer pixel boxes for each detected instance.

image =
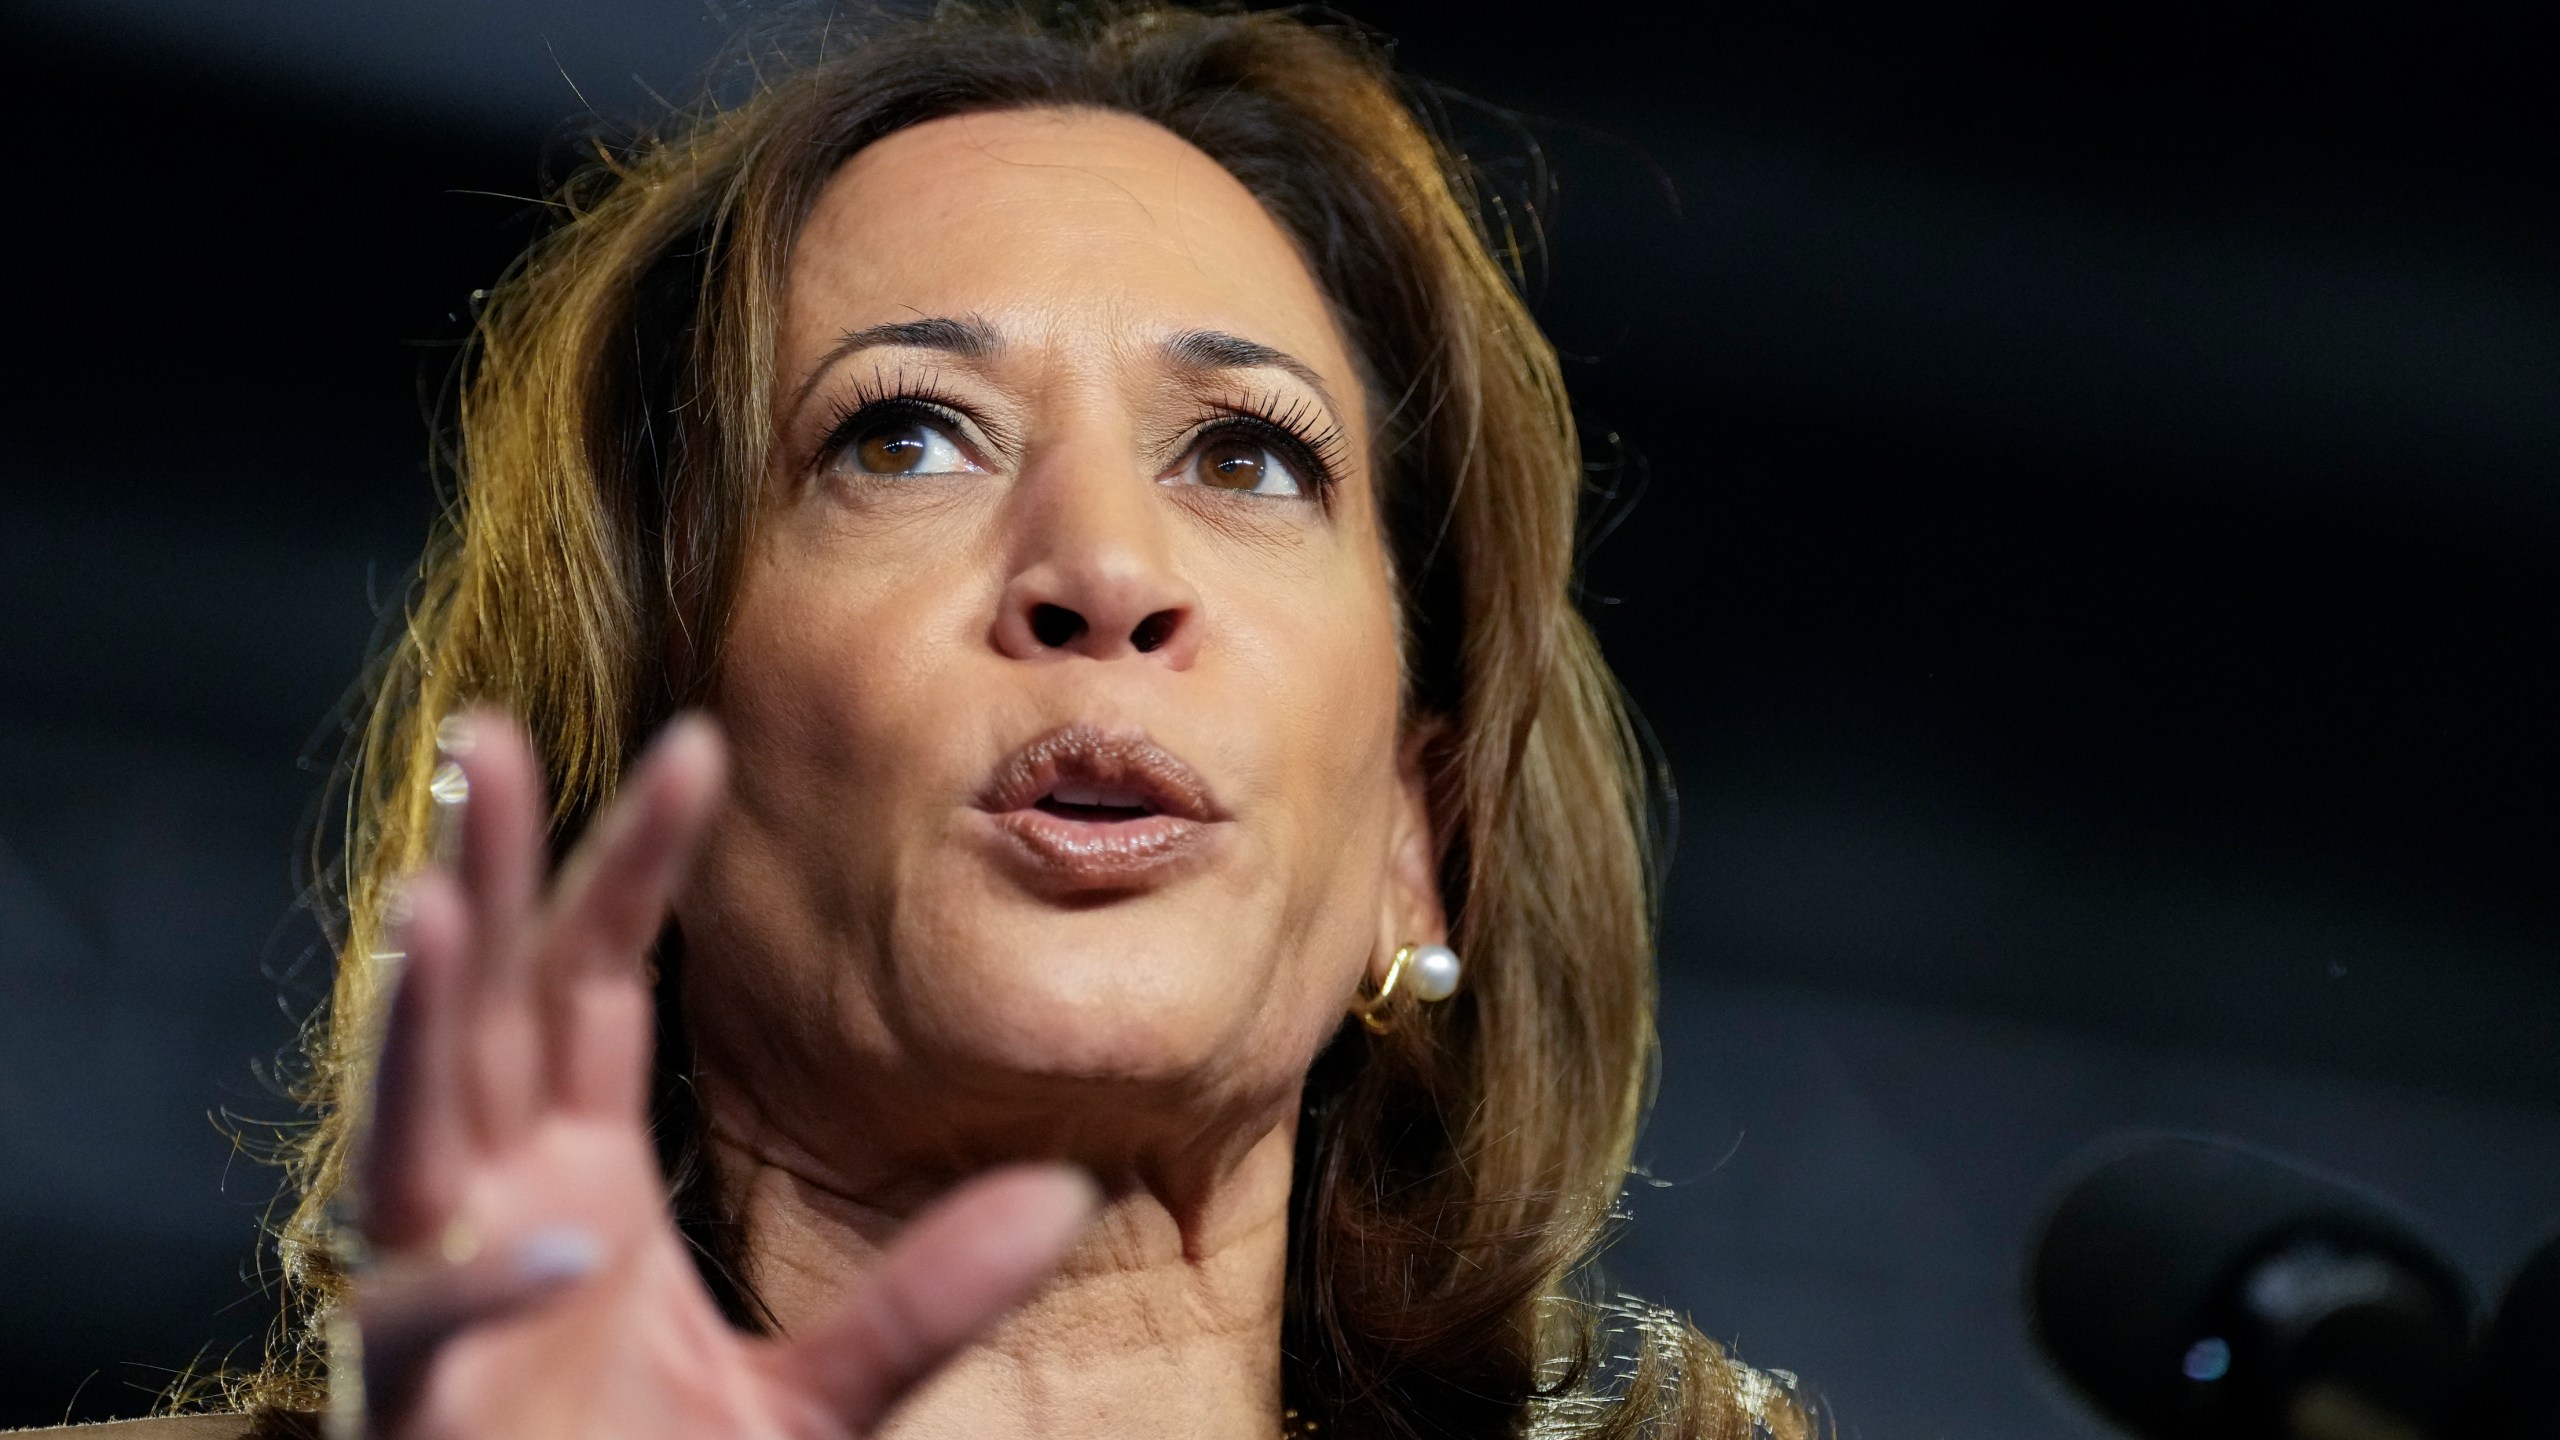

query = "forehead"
[784,107,1357,391]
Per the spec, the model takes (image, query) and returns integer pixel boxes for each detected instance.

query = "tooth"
[1054,783,1105,807]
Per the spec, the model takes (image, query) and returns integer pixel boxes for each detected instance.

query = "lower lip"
[981,808,1213,888]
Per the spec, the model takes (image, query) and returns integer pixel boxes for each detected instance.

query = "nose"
[991,449,1202,669]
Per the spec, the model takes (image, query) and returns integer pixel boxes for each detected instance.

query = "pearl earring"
[1353,943,1463,1032]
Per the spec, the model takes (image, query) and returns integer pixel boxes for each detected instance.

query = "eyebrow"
[1160,328,1340,416]
[791,314,1002,416]
[789,314,1340,421]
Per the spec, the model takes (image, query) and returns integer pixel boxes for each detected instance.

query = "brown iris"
[857,421,930,474]
[1199,437,1269,490]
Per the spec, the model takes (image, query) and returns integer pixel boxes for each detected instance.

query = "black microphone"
[2027,1134,2474,1440]
[2477,1231,2559,1438]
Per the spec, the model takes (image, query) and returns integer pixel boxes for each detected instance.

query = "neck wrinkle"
[707,1100,1301,1440]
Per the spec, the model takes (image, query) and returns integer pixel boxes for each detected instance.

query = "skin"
[357,107,1448,1440]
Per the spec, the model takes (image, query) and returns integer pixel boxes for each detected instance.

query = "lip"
[972,724,1226,889]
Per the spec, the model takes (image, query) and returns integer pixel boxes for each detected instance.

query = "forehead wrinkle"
[936,110,1199,249]
[951,105,1224,215]
[949,111,1286,303]
[789,110,1366,450]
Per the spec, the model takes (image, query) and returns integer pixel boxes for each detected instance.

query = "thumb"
[772,1165,1099,1433]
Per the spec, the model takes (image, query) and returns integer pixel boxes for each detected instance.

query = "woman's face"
[678,107,1442,1175]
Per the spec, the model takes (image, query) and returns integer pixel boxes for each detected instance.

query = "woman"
[57,5,1808,1437]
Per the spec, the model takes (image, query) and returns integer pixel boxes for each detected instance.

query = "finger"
[555,962,658,1122]
[545,714,726,970]
[774,1166,1100,1431]
[360,871,473,1251]
[440,713,552,1147]
[355,1225,601,1426]
[538,715,726,1115]
[442,710,548,971]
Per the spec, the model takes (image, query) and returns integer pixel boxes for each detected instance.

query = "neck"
[706,1092,1300,1440]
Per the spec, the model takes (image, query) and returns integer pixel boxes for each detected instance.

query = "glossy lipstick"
[974,725,1224,888]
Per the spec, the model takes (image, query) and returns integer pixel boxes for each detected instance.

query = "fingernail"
[382,880,413,931]
[435,713,477,758]
[510,1225,601,1285]
[426,760,469,868]
[646,714,697,762]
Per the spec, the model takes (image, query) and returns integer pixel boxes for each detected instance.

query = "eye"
[834,411,977,477]
[1175,431,1305,498]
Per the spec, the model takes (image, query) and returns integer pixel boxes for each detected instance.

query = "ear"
[1371,719,1450,984]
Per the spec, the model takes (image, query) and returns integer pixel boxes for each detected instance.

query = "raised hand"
[351,711,1096,1439]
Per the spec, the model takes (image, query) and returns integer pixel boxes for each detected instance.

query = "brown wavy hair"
[251,5,1811,1438]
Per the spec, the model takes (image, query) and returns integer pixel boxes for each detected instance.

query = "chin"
[887,912,1306,1095]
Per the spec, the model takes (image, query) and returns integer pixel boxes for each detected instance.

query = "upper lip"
[975,724,1223,823]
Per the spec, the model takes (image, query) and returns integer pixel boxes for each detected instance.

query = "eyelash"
[812,370,980,475]
[810,373,1348,500]
[1190,390,1349,501]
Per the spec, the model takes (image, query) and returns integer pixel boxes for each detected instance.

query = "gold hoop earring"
[1351,943,1462,1033]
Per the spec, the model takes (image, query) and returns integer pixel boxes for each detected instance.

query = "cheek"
[730,490,1012,737]
[698,522,998,919]
[1207,545,1408,923]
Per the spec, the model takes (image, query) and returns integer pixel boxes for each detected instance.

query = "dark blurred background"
[3,1,2553,1433]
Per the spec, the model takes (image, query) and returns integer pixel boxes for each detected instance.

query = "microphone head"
[2026,1134,2473,1440]
[2478,1231,2560,1437]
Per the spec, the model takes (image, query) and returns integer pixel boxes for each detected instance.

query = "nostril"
[1130,610,1179,654]
[1030,603,1087,649]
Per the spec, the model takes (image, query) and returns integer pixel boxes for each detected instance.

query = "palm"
[356,713,1092,1439]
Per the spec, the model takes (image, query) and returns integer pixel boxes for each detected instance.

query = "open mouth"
[978,724,1220,825]
[1033,783,1161,824]
[976,724,1223,885]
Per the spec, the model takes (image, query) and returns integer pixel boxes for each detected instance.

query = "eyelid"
[1172,392,1348,500]
[809,369,1346,497]
[809,382,1004,478]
